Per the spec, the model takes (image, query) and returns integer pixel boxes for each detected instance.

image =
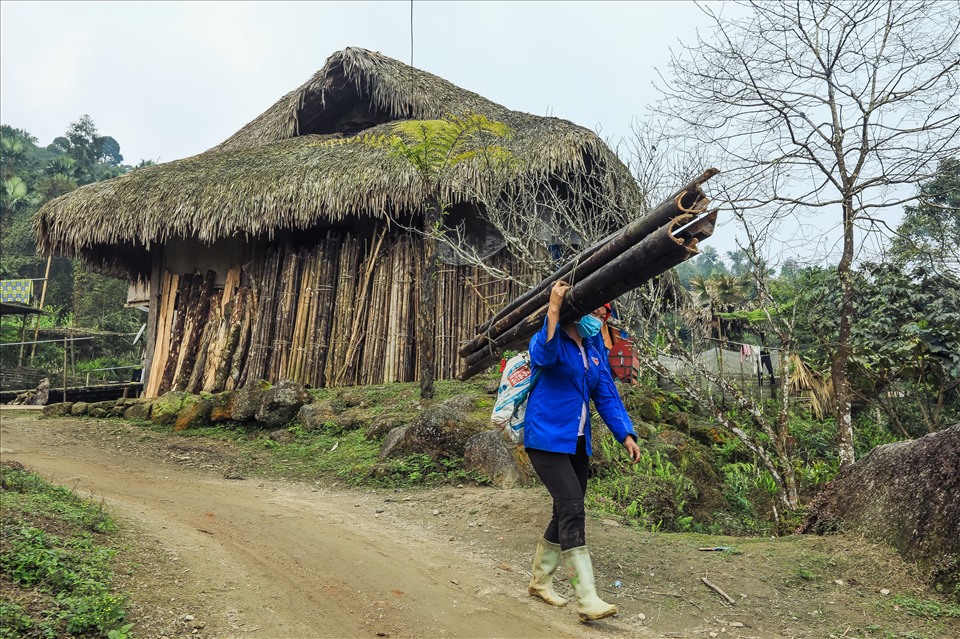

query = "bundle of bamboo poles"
[456,168,721,381]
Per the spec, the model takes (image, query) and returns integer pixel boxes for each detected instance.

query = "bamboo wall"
[144,231,538,396]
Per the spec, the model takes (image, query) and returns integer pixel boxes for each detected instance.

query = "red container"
[608,337,635,382]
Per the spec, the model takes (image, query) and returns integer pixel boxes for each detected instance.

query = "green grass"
[893,595,960,619]
[0,462,130,638]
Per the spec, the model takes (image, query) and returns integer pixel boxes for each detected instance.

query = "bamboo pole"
[462,173,717,358]
[146,272,178,397]
[227,286,253,391]
[312,236,338,387]
[471,168,718,343]
[337,227,387,387]
[457,215,706,380]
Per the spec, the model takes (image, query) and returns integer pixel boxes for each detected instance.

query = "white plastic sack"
[491,352,535,445]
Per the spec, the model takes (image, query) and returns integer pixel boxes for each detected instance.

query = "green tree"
[852,262,960,435]
[890,157,960,279]
[346,112,511,398]
[51,115,125,184]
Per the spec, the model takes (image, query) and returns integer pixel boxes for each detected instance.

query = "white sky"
[0,1,907,265]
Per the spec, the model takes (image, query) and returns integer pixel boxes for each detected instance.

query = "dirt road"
[3,412,957,639]
[1,413,653,639]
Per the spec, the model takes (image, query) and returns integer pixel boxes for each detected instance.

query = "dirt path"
[2,412,957,639]
[1,413,650,638]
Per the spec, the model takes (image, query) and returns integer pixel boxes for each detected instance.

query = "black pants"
[526,436,589,550]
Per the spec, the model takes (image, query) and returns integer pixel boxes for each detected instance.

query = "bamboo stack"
[143,224,546,396]
[456,169,721,381]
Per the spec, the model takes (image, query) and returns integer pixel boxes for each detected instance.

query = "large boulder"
[70,402,89,416]
[379,394,486,460]
[464,431,534,488]
[255,380,308,429]
[799,425,960,594]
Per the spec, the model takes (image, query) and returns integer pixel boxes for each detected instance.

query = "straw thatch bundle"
[34,47,640,281]
[786,353,834,420]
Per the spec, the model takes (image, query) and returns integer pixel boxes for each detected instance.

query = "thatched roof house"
[35,47,643,395]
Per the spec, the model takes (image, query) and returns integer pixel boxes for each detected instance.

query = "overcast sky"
[1,1,906,264]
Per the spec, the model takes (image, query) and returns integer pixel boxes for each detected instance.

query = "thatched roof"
[35,47,641,279]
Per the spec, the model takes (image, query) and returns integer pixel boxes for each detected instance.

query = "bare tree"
[654,0,960,467]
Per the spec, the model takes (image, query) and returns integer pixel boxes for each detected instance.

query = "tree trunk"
[832,198,856,468]
[418,198,441,399]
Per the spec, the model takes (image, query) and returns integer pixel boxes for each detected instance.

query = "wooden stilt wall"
[144,230,538,396]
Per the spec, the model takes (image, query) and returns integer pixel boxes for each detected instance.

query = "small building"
[35,47,641,396]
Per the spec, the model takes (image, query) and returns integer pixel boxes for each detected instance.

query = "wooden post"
[62,336,68,402]
[18,315,28,367]
[29,255,52,364]
[141,250,163,395]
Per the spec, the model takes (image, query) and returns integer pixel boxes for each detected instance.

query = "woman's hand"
[623,435,642,463]
[546,281,569,342]
[548,280,570,315]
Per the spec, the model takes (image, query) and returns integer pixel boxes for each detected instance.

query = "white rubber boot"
[563,545,617,622]
[527,537,567,606]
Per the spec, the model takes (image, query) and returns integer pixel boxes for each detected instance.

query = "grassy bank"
[0,461,133,639]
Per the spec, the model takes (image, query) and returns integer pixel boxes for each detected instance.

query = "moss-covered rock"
[633,421,654,440]
[229,380,271,422]
[379,394,486,460]
[663,410,689,429]
[800,425,960,594]
[256,380,308,429]
[209,391,234,423]
[87,400,117,418]
[334,407,369,432]
[150,391,188,426]
[174,395,213,432]
[70,402,89,416]
[686,421,727,446]
[297,403,338,433]
[123,400,154,422]
[623,389,663,422]
[464,430,534,488]
[42,402,73,418]
[655,429,688,451]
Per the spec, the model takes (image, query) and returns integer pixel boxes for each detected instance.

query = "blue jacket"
[524,319,636,455]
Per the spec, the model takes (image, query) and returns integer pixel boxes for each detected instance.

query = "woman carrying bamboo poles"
[524,280,641,622]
